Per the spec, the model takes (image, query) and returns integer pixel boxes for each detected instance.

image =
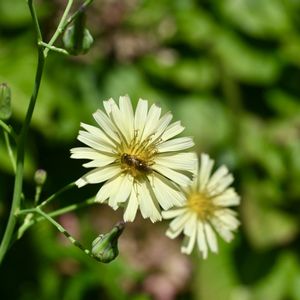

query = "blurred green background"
[1,0,300,299]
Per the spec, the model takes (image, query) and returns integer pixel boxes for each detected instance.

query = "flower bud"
[34,169,47,186]
[91,221,125,263]
[63,12,93,55]
[0,83,12,120]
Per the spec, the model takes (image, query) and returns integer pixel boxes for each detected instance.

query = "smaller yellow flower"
[162,153,240,258]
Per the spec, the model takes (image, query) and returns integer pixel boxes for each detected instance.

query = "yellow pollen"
[120,153,153,178]
[187,192,215,220]
[118,135,156,178]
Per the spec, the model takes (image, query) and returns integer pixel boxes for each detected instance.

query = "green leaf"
[100,65,162,104]
[175,96,232,150]
[252,252,300,300]
[175,8,217,47]
[266,89,300,117]
[142,55,219,91]
[219,0,292,38]
[214,31,280,84]
[240,116,286,180]
[280,34,300,67]
[242,178,298,249]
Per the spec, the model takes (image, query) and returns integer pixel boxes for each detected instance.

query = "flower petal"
[107,175,126,209]
[108,174,133,208]
[152,164,191,186]
[161,121,184,141]
[138,181,162,222]
[212,188,240,206]
[75,165,120,187]
[166,225,182,239]
[197,221,208,259]
[119,95,134,136]
[77,131,114,153]
[208,174,234,196]
[80,122,115,147]
[93,109,120,143]
[141,103,161,141]
[155,152,197,172]
[70,147,114,160]
[95,174,121,203]
[199,153,214,190]
[106,96,134,144]
[214,209,240,230]
[82,157,116,168]
[211,217,234,243]
[115,174,133,203]
[151,174,185,209]
[162,207,187,219]
[169,211,191,232]
[134,98,148,135]
[204,222,218,253]
[124,187,139,222]
[151,112,173,141]
[181,224,197,255]
[103,98,116,115]
[183,213,197,236]
[157,137,194,152]
[207,165,229,191]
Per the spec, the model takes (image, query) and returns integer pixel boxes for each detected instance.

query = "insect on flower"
[120,153,153,176]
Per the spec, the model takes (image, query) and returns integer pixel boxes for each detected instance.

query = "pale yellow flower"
[71,96,196,222]
[162,153,240,258]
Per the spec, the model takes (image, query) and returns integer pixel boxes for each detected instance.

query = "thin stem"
[4,130,25,201]
[34,186,42,205]
[44,0,74,57]
[0,120,17,141]
[35,207,92,257]
[48,197,95,217]
[16,197,95,240]
[38,182,76,208]
[43,0,94,57]
[0,0,45,264]
[62,0,93,32]
[27,0,43,42]
[39,42,69,55]
[3,131,16,173]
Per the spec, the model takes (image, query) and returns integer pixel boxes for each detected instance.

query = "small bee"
[121,153,152,174]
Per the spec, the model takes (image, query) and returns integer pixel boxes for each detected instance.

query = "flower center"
[120,153,153,177]
[187,192,216,220]
[118,133,156,178]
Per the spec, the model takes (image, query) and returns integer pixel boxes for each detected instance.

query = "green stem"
[34,207,92,257]
[39,42,69,55]
[0,0,44,264]
[3,131,16,173]
[4,130,25,201]
[43,0,94,57]
[34,186,42,205]
[47,197,95,217]
[16,181,77,241]
[38,182,76,208]
[44,0,74,57]
[3,131,25,201]
[16,197,95,241]
[0,120,17,141]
